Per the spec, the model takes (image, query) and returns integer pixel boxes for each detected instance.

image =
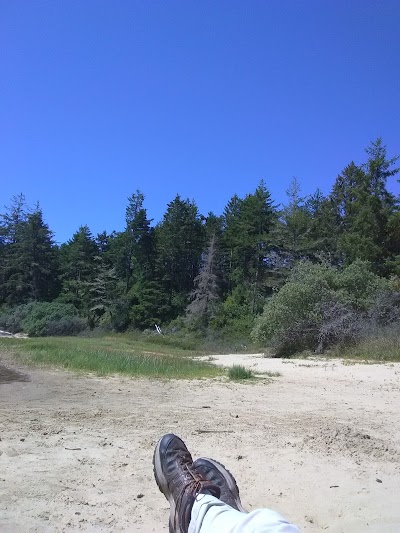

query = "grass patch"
[228,365,254,380]
[261,370,282,377]
[0,334,222,379]
[331,330,400,362]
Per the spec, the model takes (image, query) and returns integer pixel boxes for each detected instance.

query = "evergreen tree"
[156,195,205,317]
[59,225,98,318]
[0,204,59,304]
[0,195,29,304]
[221,181,276,311]
[304,189,339,259]
[0,194,28,244]
[330,139,399,268]
[275,178,312,256]
[109,191,155,294]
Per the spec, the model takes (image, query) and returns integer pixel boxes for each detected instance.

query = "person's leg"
[190,458,300,533]
[153,433,300,533]
[189,494,300,533]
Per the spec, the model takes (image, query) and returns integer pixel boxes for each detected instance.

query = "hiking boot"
[193,457,247,512]
[153,434,221,533]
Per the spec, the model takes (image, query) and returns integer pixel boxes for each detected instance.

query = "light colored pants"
[189,494,300,533]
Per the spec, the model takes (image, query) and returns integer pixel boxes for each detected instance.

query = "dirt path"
[1,354,400,532]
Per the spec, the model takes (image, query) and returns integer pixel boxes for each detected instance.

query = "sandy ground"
[0,353,400,533]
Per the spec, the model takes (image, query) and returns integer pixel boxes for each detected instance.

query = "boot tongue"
[185,464,221,499]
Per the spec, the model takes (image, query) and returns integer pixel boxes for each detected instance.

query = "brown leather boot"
[153,434,221,533]
[193,457,247,513]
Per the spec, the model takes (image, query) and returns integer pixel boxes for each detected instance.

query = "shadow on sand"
[0,364,30,384]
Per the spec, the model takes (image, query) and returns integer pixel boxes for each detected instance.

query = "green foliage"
[252,261,389,356]
[274,178,312,256]
[1,138,399,353]
[330,139,399,268]
[0,302,86,337]
[336,260,388,310]
[128,280,170,329]
[0,203,60,305]
[221,181,276,305]
[252,262,335,343]
[0,302,35,333]
[112,190,156,293]
[228,365,254,380]
[20,302,85,337]
[156,195,205,318]
[59,225,98,318]
[210,286,255,341]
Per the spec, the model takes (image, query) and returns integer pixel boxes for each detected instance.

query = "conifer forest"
[1,138,399,356]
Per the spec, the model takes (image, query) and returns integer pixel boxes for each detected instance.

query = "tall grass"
[0,335,222,379]
[332,326,400,362]
[228,365,254,380]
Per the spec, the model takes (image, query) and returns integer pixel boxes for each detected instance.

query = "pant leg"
[189,494,300,533]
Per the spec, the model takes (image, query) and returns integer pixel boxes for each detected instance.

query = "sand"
[0,353,399,532]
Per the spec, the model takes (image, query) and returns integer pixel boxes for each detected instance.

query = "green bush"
[251,262,337,345]
[228,365,254,380]
[22,302,85,337]
[0,303,36,333]
[336,260,388,311]
[0,302,86,337]
[44,317,87,336]
[252,260,390,356]
[210,287,256,342]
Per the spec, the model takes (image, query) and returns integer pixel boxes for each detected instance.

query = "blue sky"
[1,0,399,244]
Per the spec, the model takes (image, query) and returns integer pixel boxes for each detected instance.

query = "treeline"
[0,138,399,342]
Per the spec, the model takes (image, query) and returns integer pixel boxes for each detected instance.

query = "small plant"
[228,365,254,380]
[262,370,282,377]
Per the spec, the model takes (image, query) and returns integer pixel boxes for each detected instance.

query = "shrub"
[251,262,337,346]
[210,287,256,342]
[335,260,388,311]
[315,300,363,353]
[44,317,87,336]
[0,303,36,333]
[368,291,400,326]
[271,319,319,357]
[21,302,85,337]
[228,365,254,380]
[252,260,391,356]
[333,322,400,361]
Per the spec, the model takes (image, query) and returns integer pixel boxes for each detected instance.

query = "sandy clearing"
[0,353,399,532]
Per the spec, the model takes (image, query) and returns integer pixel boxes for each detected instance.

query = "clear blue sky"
[1,0,399,244]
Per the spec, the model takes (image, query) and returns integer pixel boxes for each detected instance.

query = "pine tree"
[275,178,312,256]
[0,205,59,304]
[0,195,29,304]
[109,191,155,294]
[22,208,60,301]
[330,139,399,268]
[304,189,339,259]
[221,181,276,311]
[59,225,98,318]
[156,195,205,317]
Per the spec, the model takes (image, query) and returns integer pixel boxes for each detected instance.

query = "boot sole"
[153,437,176,533]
